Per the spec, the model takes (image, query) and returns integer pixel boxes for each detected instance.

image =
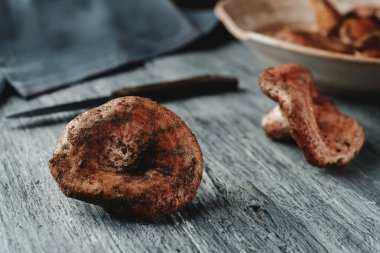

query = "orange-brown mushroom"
[48,96,203,218]
[338,18,379,48]
[260,2,380,58]
[270,28,353,54]
[310,0,341,35]
[259,64,365,168]
[337,6,380,57]
[354,31,380,57]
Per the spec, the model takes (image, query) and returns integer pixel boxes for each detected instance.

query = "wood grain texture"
[1,41,380,253]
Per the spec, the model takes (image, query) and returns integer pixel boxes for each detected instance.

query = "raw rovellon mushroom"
[259,64,365,168]
[262,0,380,58]
[49,96,203,218]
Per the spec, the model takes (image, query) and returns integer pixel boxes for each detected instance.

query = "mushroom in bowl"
[215,0,380,94]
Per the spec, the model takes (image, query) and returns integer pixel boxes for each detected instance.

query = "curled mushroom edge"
[259,64,365,168]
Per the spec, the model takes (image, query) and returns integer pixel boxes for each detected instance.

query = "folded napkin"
[0,0,217,97]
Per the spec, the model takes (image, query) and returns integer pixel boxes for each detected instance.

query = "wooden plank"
[1,41,380,253]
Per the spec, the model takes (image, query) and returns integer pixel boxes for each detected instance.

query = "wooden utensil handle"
[111,74,238,101]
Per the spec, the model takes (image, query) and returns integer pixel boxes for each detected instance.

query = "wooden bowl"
[215,0,380,94]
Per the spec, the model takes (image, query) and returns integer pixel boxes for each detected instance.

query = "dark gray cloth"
[0,0,217,97]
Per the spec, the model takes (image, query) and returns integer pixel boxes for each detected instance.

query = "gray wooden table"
[1,40,380,253]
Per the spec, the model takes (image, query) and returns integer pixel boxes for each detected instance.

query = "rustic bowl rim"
[215,0,380,65]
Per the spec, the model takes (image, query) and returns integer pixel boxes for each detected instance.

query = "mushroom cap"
[48,96,203,218]
[271,29,353,54]
[259,64,365,168]
[338,18,379,48]
[310,0,341,35]
[337,6,380,50]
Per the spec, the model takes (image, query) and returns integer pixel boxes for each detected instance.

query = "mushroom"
[338,18,379,48]
[270,28,353,54]
[261,105,290,140]
[310,0,341,35]
[48,96,203,218]
[259,64,365,168]
[262,1,380,58]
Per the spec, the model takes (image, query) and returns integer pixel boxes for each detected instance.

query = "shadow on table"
[0,84,16,106]
[325,141,379,178]
[267,134,379,177]
[103,163,238,225]
[105,193,232,226]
